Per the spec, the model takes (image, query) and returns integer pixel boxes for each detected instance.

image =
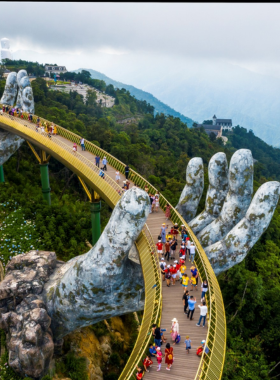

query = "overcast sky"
[3,3,280,81]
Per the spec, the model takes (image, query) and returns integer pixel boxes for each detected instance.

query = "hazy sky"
[3,3,280,81]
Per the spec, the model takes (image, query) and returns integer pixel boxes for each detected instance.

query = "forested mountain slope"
[73,68,195,126]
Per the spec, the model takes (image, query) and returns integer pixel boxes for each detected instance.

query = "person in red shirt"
[156,240,163,258]
[175,260,181,281]
[135,366,144,379]
[171,264,177,285]
[143,355,153,372]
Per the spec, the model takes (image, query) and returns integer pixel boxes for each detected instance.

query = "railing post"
[90,190,101,246]
[40,163,51,205]
[0,165,4,183]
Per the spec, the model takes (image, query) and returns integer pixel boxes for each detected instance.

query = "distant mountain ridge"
[73,68,195,126]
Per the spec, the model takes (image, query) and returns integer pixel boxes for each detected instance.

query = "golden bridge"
[0,110,226,380]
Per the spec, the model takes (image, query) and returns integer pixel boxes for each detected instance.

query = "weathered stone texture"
[198,149,253,247]
[43,187,150,340]
[0,251,56,379]
[0,72,18,106]
[176,157,204,222]
[205,181,280,275]
[189,152,228,234]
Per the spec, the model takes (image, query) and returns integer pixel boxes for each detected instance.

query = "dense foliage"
[1,68,280,379]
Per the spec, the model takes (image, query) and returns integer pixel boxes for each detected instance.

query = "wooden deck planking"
[53,136,207,378]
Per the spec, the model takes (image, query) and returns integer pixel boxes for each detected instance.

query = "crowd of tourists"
[135,222,209,377]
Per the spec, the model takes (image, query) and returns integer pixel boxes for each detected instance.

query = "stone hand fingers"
[205,181,280,275]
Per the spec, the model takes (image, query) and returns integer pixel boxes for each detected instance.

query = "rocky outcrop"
[0,128,24,166]
[176,157,204,222]
[0,251,56,379]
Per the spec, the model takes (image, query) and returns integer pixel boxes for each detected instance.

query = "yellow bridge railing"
[0,106,226,379]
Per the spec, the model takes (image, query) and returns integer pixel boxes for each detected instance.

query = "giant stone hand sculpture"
[1,70,35,113]
[0,71,35,167]
[0,188,149,378]
[176,149,280,275]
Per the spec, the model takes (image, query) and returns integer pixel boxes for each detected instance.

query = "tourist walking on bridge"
[165,203,171,220]
[187,296,196,320]
[95,155,100,168]
[102,156,107,171]
[165,343,174,370]
[125,164,130,179]
[80,137,86,151]
[160,223,168,244]
[196,301,208,327]
[170,318,179,345]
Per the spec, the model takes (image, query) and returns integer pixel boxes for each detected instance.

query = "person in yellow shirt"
[190,275,198,291]
[182,273,189,293]
[180,264,187,281]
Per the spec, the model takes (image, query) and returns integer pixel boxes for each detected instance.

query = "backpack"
[175,334,181,344]
[167,349,173,360]
[160,263,165,270]
[165,271,171,279]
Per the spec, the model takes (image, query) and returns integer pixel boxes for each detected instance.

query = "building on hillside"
[212,115,232,130]
[44,65,67,76]
[202,125,222,138]
[1,38,13,62]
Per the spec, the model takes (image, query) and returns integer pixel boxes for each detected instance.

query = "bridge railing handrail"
[0,105,226,379]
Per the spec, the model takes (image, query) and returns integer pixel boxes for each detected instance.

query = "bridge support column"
[0,166,4,183]
[40,163,51,205]
[90,191,101,246]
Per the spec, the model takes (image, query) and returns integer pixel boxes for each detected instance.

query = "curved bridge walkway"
[0,110,226,380]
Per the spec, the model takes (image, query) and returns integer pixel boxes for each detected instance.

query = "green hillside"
[0,71,280,379]
[73,68,195,126]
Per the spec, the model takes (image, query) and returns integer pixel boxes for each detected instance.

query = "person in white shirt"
[196,301,208,327]
[189,242,196,263]
[115,171,120,184]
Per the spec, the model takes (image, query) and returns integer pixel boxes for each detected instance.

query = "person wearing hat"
[122,181,128,190]
[160,258,166,280]
[156,346,162,371]
[160,223,168,244]
[102,156,107,171]
[171,264,177,285]
[191,265,199,287]
[170,318,179,345]
[175,260,181,282]
[156,240,163,258]
[196,340,209,357]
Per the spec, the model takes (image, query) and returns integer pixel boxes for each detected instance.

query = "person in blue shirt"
[187,296,196,320]
[149,344,157,357]
[95,155,100,168]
